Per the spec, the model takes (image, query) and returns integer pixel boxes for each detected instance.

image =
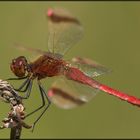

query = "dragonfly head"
[10,56,28,77]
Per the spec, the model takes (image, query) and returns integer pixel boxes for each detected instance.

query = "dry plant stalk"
[0,79,31,140]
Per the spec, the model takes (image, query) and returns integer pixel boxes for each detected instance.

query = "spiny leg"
[19,78,32,92]
[25,81,46,118]
[14,78,30,92]
[6,76,32,92]
[6,77,30,92]
[31,80,51,132]
[6,76,28,81]
[21,79,33,99]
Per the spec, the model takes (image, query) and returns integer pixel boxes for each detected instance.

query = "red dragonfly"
[8,8,140,130]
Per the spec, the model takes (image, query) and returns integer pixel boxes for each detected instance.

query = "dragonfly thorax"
[29,54,65,80]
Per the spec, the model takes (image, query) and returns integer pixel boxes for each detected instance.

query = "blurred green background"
[0,1,140,139]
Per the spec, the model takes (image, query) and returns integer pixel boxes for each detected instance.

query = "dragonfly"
[7,8,140,131]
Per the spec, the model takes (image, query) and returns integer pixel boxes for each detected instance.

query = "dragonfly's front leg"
[14,78,31,92]
[17,74,34,92]
[21,79,33,99]
[6,76,33,99]
[6,76,28,81]
[6,76,29,92]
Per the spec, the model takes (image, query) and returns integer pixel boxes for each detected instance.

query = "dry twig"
[0,79,31,140]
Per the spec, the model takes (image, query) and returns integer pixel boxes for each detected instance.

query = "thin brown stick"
[10,104,23,140]
[10,120,32,140]
[9,104,32,140]
[10,125,22,140]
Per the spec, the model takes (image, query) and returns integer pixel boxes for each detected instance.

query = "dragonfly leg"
[21,79,33,99]
[14,78,30,92]
[31,80,51,132]
[25,81,46,119]
[6,76,32,92]
[5,76,28,81]
[19,78,32,92]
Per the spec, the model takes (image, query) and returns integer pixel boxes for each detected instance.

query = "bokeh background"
[0,1,140,139]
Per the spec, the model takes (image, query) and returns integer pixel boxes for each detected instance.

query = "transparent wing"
[13,43,47,55]
[48,76,99,109]
[47,8,83,56]
[69,57,111,78]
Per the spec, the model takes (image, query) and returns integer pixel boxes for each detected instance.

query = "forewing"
[48,76,99,109]
[13,43,47,55]
[47,8,83,56]
[70,57,111,78]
